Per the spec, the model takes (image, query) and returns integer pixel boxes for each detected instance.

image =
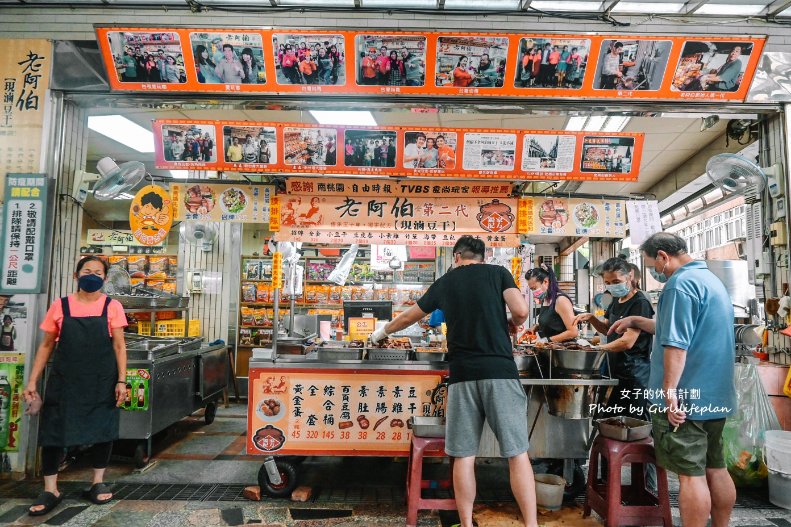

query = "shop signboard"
[247,368,445,455]
[129,185,173,246]
[171,183,273,223]
[153,120,643,182]
[96,28,765,103]
[0,353,24,452]
[122,368,150,412]
[626,200,662,245]
[286,178,513,197]
[531,197,627,238]
[275,194,521,248]
[87,229,164,248]
[0,39,51,204]
[0,174,48,294]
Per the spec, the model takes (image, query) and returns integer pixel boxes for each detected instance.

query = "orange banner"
[153,120,644,182]
[247,368,446,455]
[285,178,513,197]
[97,28,765,103]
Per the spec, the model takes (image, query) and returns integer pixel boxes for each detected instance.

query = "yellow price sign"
[269,196,281,232]
[272,251,283,289]
[517,197,534,234]
[511,256,522,288]
[348,317,376,341]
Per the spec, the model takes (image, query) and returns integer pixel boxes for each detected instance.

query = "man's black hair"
[640,232,687,258]
[452,236,485,261]
[141,192,164,210]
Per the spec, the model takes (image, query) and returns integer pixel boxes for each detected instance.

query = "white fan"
[181,222,218,252]
[705,153,780,201]
[104,265,131,295]
[72,157,147,202]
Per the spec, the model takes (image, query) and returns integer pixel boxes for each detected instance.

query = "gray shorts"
[445,378,529,458]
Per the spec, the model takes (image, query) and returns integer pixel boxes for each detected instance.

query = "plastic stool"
[584,435,672,527]
[406,436,457,527]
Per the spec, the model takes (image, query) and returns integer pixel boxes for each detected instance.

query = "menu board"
[97,28,765,103]
[154,120,644,182]
[247,368,446,455]
[528,197,627,238]
[171,183,273,223]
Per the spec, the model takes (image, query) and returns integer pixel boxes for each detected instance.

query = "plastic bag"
[328,245,359,286]
[722,362,781,487]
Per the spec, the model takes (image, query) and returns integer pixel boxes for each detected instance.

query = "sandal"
[82,482,113,505]
[29,491,63,516]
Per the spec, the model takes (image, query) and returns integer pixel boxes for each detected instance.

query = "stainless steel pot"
[545,383,609,419]
[513,353,538,376]
[539,348,606,375]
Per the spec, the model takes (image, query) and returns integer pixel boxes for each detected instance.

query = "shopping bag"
[722,362,782,487]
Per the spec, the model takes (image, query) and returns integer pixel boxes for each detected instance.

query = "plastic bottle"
[124,382,132,408]
[137,382,145,408]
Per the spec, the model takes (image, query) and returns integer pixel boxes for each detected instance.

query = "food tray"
[596,416,652,441]
[111,295,157,309]
[414,351,446,362]
[367,349,411,361]
[408,416,446,438]
[317,348,365,361]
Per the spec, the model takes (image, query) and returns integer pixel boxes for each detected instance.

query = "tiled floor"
[0,403,789,526]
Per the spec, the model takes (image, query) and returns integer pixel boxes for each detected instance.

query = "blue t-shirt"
[648,261,736,420]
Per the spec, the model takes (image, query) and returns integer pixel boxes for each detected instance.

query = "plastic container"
[534,473,565,511]
[768,469,791,510]
[765,430,791,475]
[138,319,200,337]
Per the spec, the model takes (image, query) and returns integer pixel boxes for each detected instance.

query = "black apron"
[537,294,570,340]
[40,297,119,447]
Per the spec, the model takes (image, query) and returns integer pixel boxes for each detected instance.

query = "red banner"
[97,27,765,103]
[153,119,644,182]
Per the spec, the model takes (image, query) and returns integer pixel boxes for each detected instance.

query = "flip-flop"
[82,482,113,505]
[29,491,63,516]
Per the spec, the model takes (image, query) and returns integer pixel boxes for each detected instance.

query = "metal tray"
[596,416,652,441]
[111,294,157,309]
[414,351,446,362]
[368,349,411,361]
[317,348,365,361]
[408,416,446,438]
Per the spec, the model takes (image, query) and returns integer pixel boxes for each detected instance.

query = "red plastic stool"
[583,435,672,527]
[405,435,457,527]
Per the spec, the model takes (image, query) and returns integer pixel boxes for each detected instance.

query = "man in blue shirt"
[610,232,736,527]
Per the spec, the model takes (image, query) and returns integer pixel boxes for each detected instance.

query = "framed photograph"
[283,127,338,166]
[594,39,672,91]
[273,33,346,86]
[671,40,753,93]
[106,31,187,84]
[355,34,427,86]
[189,31,266,85]
[514,37,590,89]
[435,36,508,88]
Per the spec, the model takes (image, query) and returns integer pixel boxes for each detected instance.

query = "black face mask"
[78,274,104,293]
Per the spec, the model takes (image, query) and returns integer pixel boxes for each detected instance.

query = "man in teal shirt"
[611,232,736,527]
[704,46,743,91]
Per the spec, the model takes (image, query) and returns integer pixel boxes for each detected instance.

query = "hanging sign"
[153,120,644,182]
[625,200,662,245]
[171,183,273,223]
[0,39,51,204]
[269,196,281,231]
[129,185,173,246]
[285,178,513,197]
[96,28,765,103]
[271,252,283,289]
[247,367,445,455]
[533,196,626,238]
[371,245,407,271]
[87,229,164,248]
[0,174,48,294]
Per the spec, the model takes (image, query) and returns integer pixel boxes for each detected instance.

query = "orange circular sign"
[129,185,173,246]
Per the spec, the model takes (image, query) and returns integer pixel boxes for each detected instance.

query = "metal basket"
[367,348,412,361]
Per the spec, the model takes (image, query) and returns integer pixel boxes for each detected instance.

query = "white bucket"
[769,470,791,510]
[534,473,565,511]
[765,430,791,475]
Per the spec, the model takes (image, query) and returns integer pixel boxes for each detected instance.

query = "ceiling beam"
[604,0,621,13]
[520,0,533,9]
[437,0,445,8]
[560,237,589,256]
[683,0,711,14]
[767,0,791,15]
[269,0,277,6]
[354,0,361,6]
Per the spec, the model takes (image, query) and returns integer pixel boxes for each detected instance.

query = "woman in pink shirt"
[24,256,127,516]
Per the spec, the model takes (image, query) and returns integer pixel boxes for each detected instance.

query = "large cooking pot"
[538,347,606,375]
[513,352,538,377]
[545,384,610,419]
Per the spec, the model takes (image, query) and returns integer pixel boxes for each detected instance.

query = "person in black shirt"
[370,236,538,527]
[574,256,657,491]
[573,257,654,417]
[525,265,578,342]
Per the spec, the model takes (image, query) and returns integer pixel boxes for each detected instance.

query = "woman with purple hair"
[525,264,578,342]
